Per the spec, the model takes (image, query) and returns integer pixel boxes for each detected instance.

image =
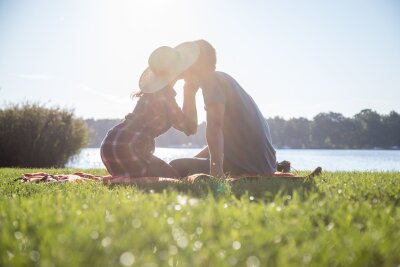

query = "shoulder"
[201,72,221,90]
[216,71,237,86]
[142,87,176,102]
[204,71,235,89]
[164,87,177,98]
[201,72,228,105]
[202,71,236,92]
[155,87,177,100]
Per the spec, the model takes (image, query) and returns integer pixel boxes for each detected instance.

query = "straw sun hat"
[139,42,200,93]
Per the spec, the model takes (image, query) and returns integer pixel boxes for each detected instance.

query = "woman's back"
[100,87,195,177]
[103,87,195,149]
[121,88,177,138]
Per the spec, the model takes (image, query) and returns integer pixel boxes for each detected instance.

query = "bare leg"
[169,158,210,178]
[146,155,180,178]
[101,156,180,185]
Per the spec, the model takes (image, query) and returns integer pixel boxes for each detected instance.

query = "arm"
[167,85,198,136]
[181,83,198,135]
[206,103,225,177]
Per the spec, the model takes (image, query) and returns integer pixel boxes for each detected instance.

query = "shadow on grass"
[118,177,317,201]
[230,177,317,201]
[3,168,317,202]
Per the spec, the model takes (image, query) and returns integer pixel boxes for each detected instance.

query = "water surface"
[66,148,400,171]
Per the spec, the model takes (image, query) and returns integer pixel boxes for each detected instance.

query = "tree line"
[85,109,400,149]
[268,109,400,149]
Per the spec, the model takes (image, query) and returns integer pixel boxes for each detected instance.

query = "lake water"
[66,148,400,171]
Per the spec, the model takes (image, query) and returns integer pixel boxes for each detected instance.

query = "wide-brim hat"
[139,42,200,93]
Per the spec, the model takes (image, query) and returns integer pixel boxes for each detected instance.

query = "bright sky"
[1,0,399,122]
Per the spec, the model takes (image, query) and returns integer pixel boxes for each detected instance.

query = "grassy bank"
[0,168,399,267]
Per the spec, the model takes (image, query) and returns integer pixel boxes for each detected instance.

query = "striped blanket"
[16,168,321,185]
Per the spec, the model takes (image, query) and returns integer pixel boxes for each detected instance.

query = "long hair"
[131,90,144,99]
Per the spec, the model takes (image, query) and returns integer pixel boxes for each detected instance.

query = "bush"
[0,103,89,167]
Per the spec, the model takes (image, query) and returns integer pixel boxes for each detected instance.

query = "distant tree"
[381,111,400,148]
[267,117,286,148]
[311,112,361,148]
[340,117,362,148]
[285,118,311,148]
[354,109,383,148]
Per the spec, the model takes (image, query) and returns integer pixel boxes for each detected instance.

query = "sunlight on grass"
[0,168,399,266]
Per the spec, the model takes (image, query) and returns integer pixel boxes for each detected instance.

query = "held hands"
[183,82,199,96]
[181,80,199,135]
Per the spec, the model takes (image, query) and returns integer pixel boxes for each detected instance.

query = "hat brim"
[139,42,200,93]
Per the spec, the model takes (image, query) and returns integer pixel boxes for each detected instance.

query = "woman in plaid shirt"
[100,43,200,178]
[100,86,196,177]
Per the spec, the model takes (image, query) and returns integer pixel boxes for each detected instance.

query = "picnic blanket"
[17,167,322,185]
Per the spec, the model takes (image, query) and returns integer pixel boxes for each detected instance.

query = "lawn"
[0,168,399,267]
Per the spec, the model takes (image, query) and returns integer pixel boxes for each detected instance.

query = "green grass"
[0,168,399,267]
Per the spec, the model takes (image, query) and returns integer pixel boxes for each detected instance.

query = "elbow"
[185,128,197,136]
[184,123,198,136]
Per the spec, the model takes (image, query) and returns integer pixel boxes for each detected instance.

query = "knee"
[169,158,190,178]
[169,159,184,169]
